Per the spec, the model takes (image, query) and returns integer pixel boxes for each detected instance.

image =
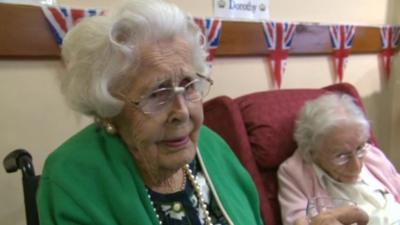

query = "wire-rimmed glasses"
[331,143,371,166]
[121,73,213,114]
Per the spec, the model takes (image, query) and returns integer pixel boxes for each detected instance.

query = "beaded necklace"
[146,164,214,225]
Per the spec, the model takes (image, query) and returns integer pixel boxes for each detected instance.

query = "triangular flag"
[193,17,222,67]
[379,25,400,80]
[41,6,104,46]
[329,25,356,82]
[262,22,296,89]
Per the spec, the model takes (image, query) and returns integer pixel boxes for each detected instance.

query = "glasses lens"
[332,155,349,166]
[332,143,369,166]
[183,79,206,102]
[138,75,212,114]
[140,88,174,113]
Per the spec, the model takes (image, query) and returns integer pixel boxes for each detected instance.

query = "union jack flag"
[262,22,296,88]
[41,6,104,46]
[379,25,400,79]
[193,17,222,66]
[329,25,356,82]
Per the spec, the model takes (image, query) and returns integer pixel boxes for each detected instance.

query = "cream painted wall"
[389,0,400,173]
[0,0,399,225]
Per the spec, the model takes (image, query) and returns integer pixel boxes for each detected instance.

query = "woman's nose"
[167,94,189,123]
[347,154,363,172]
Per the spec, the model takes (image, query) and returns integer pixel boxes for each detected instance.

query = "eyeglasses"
[121,73,213,114]
[331,143,370,166]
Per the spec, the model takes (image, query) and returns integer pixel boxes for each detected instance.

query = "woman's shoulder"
[46,124,100,158]
[277,149,316,187]
[365,144,390,162]
[278,150,304,172]
[199,125,224,140]
[198,125,230,150]
[42,123,125,177]
[197,125,243,167]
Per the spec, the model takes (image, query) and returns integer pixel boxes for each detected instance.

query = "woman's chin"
[338,175,359,184]
[162,148,196,170]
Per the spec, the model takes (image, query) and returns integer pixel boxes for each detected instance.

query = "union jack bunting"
[193,17,222,66]
[379,25,400,80]
[329,25,356,82]
[41,6,104,46]
[262,22,296,88]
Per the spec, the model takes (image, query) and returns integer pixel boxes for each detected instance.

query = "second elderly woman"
[278,93,400,225]
[37,0,263,225]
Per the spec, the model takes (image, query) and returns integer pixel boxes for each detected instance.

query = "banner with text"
[213,0,269,20]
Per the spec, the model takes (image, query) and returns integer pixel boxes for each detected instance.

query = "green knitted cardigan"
[37,124,263,225]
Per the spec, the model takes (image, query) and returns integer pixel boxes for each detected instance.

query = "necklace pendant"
[172,201,182,212]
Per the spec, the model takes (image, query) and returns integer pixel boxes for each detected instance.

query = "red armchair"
[203,83,377,225]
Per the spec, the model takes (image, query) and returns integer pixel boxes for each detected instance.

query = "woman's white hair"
[60,0,209,118]
[294,93,370,162]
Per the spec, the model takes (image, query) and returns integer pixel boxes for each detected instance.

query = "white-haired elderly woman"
[278,93,400,225]
[37,1,263,225]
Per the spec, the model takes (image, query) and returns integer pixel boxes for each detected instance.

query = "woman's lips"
[162,136,190,149]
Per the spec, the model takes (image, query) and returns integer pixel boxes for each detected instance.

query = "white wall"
[0,0,399,225]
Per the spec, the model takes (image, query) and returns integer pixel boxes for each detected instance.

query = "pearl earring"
[94,117,117,135]
[105,122,117,135]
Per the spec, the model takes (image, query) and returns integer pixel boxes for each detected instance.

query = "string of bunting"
[329,25,356,83]
[41,6,104,46]
[193,17,223,67]
[41,6,223,68]
[41,6,400,88]
[262,22,296,88]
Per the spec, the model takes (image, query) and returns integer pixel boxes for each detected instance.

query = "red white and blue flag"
[379,25,400,80]
[262,21,296,88]
[41,6,104,46]
[329,25,356,82]
[193,17,222,66]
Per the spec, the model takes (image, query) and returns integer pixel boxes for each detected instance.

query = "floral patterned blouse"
[147,160,228,225]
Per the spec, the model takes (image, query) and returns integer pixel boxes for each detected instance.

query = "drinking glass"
[306,197,356,223]
[391,220,400,225]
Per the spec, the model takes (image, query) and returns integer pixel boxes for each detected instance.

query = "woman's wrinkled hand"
[309,206,369,225]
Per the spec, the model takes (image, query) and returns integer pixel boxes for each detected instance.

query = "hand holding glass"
[306,197,356,222]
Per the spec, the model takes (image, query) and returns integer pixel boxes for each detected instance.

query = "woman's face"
[114,38,203,177]
[312,123,368,184]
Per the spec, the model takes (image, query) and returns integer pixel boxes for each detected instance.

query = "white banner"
[213,0,269,20]
[0,0,57,5]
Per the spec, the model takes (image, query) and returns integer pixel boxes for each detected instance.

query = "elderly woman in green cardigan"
[36,0,370,224]
[37,0,263,225]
